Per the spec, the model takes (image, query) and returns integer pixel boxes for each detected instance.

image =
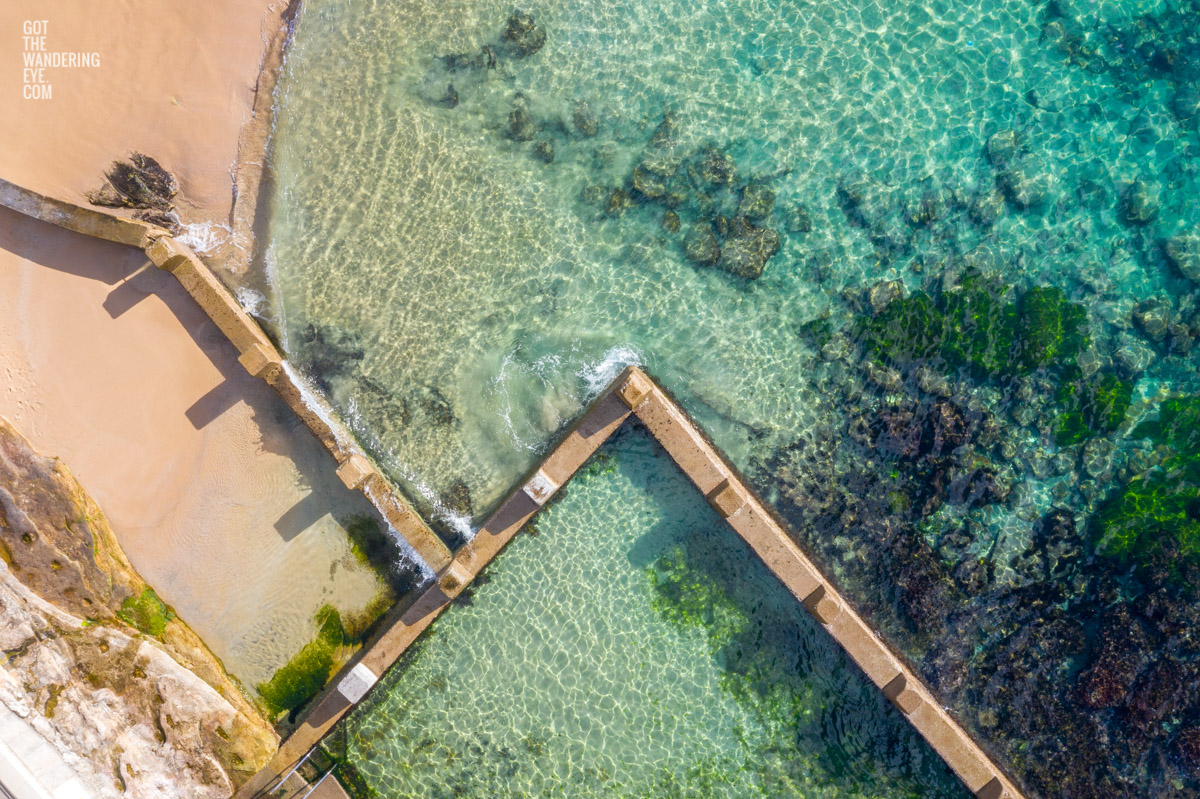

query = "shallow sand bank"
[0,0,286,228]
[0,206,386,691]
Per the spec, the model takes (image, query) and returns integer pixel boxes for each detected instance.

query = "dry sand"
[0,0,285,225]
[0,0,392,693]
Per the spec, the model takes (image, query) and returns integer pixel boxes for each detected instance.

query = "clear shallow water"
[329,429,965,798]
[267,0,1194,527]
[267,0,1200,794]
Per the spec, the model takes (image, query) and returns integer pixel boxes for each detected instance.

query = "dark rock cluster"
[578,116,788,279]
[85,152,181,231]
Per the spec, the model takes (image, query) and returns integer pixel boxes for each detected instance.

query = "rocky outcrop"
[0,419,277,797]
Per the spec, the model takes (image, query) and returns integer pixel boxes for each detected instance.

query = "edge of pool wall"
[0,176,454,580]
[238,366,1027,799]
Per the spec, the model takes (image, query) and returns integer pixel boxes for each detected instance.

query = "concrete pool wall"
[0,177,453,578]
[241,367,1027,799]
[0,178,1022,799]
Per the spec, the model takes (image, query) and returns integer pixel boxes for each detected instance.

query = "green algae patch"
[1053,369,1134,446]
[940,273,1018,376]
[856,276,1088,380]
[859,291,946,364]
[1015,287,1088,371]
[1131,395,1200,455]
[258,605,347,716]
[646,539,937,799]
[1093,458,1200,567]
[1095,394,1200,581]
[117,589,174,637]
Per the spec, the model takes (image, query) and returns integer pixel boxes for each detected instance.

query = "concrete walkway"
[0,706,93,799]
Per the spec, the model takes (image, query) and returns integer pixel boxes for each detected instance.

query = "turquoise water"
[265,0,1200,795]
[329,429,965,798]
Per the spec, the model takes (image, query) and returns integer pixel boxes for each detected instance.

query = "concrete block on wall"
[337,662,378,704]
[522,469,559,505]
[238,342,283,378]
[336,454,375,490]
[615,369,653,409]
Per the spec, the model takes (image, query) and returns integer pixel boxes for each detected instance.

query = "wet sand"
[0,205,385,691]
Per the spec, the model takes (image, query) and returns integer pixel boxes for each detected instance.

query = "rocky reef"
[0,419,277,797]
[770,247,1200,796]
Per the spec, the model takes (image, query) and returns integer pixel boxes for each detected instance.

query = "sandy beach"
[0,0,389,694]
[0,206,386,690]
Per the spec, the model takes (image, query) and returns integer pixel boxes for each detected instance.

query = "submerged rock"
[1114,332,1156,376]
[606,188,633,215]
[1133,298,1171,342]
[572,101,599,137]
[683,223,720,265]
[648,111,681,149]
[505,103,537,141]
[443,47,497,71]
[502,11,546,57]
[413,384,458,426]
[968,187,1006,227]
[297,322,365,393]
[1011,509,1083,582]
[718,218,781,279]
[997,160,1051,209]
[532,138,555,163]
[1078,605,1152,709]
[868,279,905,313]
[661,210,681,233]
[737,183,775,220]
[902,180,945,227]
[985,129,1020,167]
[836,174,885,227]
[439,83,459,108]
[1179,728,1200,771]
[783,203,813,234]
[631,165,668,200]
[713,214,730,238]
[1165,232,1200,283]
[440,479,474,518]
[697,145,736,186]
[1119,179,1160,226]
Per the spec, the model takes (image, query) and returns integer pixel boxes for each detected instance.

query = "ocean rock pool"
[325,428,966,798]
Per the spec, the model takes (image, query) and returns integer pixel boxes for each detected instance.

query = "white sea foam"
[280,361,353,451]
[361,481,436,582]
[177,221,232,255]
[578,344,642,397]
[344,396,479,545]
[235,286,268,317]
